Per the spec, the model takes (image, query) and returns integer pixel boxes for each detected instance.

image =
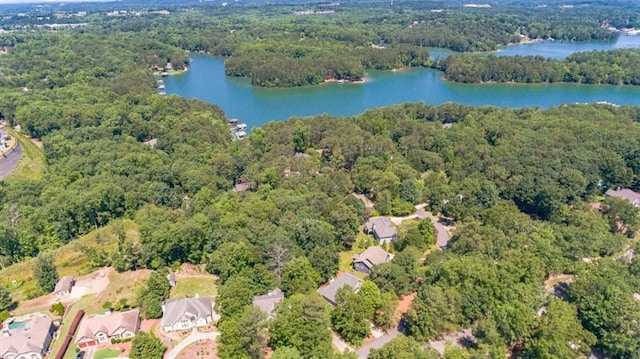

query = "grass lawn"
[85,269,152,314]
[49,294,97,359]
[2,219,138,304]
[93,348,122,359]
[338,232,375,280]
[4,128,44,182]
[171,276,218,299]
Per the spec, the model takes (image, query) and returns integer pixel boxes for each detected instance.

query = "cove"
[164,37,640,128]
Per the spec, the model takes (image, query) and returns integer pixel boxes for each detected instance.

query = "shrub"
[50,302,65,316]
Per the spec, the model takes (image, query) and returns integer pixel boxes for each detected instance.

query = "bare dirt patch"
[543,273,573,289]
[393,292,416,324]
[176,339,218,359]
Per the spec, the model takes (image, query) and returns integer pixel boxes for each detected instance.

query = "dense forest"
[2,0,628,87]
[437,48,640,85]
[1,1,640,358]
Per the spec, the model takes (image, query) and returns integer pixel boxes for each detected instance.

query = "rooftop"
[605,188,640,205]
[317,272,362,305]
[252,288,285,316]
[0,315,54,357]
[352,246,392,270]
[162,297,212,327]
[365,217,397,239]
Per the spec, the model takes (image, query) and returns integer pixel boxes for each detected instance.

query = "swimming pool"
[8,320,27,330]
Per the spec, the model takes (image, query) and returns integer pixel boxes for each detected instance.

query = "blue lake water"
[164,36,640,128]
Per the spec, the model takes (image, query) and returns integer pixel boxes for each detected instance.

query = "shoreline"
[153,67,189,77]
[323,77,367,84]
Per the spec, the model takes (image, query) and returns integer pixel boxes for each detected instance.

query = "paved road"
[0,143,22,179]
[332,333,354,354]
[355,328,400,358]
[389,204,452,249]
[164,329,219,359]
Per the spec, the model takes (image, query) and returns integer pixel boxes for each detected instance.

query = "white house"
[161,297,216,332]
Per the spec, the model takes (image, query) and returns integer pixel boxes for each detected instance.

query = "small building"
[233,182,252,193]
[0,315,55,359]
[605,188,640,207]
[75,309,140,348]
[54,275,75,297]
[161,297,215,332]
[252,288,285,318]
[364,217,398,244]
[317,272,363,306]
[143,138,158,148]
[352,246,392,274]
[167,272,176,287]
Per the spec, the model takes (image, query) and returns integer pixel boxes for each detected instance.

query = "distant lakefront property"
[164,37,640,129]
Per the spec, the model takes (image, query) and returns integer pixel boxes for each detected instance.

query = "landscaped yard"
[176,339,217,359]
[93,348,122,359]
[171,275,218,299]
[52,294,96,359]
[338,232,375,279]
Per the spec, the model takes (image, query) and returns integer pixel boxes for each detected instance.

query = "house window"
[97,333,107,343]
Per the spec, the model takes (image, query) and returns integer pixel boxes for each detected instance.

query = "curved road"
[0,143,22,180]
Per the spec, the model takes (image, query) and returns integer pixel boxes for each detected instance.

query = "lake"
[164,36,640,128]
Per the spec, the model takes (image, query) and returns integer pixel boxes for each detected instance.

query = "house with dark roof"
[252,288,285,318]
[75,309,140,348]
[352,246,392,274]
[0,315,55,359]
[161,297,215,332]
[364,217,397,244]
[317,272,363,305]
[605,188,640,207]
[54,275,75,297]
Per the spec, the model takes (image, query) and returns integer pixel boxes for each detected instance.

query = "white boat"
[236,131,247,139]
[237,123,248,131]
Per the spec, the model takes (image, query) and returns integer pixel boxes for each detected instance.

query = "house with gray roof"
[605,188,640,207]
[0,315,55,359]
[161,297,216,332]
[252,288,285,318]
[75,309,140,348]
[352,246,392,275]
[54,275,75,297]
[364,217,397,244]
[317,272,363,305]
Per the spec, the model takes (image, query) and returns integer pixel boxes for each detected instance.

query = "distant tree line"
[436,49,640,85]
